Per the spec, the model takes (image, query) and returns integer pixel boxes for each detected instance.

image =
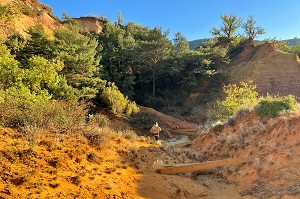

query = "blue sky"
[40,0,300,41]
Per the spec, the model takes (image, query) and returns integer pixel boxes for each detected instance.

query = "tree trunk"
[139,72,144,93]
[152,67,156,98]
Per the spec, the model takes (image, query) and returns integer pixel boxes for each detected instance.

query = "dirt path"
[133,136,257,199]
[164,135,191,146]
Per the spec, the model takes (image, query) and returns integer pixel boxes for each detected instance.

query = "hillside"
[0,119,256,199]
[0,1,300,199]
[0,103,299,198]
[0,0,60,39]
[223,42,300,97]
[191,111,300,198]
[284,37,300,46]
[188,38,210,50]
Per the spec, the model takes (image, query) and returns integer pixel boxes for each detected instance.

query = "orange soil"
[139,106,199,131]
[224,42,300,97]
[0,0,60,39]
[0,126,258,199]
[0,128,153,198]
[191,112,300,198]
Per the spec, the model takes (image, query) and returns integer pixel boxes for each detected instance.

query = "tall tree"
[98,22,137,98]
[211,14,242,44]
[243,15,265,41]
[6,24,54,66]
[138,27,172,98]
[174,40,228,90]
[54,23,101,98]
[173,32,189,52]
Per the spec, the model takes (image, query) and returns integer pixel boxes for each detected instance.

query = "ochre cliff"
[225,43,300,96]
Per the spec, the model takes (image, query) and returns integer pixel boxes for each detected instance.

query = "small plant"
[121,130,138,141]
[255,95,297,118]
[266,155,276,165]
[252,156,263,172]
[226,134,241,145]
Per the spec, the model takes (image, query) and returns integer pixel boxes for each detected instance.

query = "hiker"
[150,122,161,141]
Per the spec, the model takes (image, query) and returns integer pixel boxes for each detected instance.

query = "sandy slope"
[0,0,60,39]
[0,125,259,199]
[191,112,300,198]
[224,43,300,97]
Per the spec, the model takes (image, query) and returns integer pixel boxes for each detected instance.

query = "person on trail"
[150,122,161,141]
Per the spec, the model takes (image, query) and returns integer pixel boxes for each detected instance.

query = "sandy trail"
[135,136,257,199]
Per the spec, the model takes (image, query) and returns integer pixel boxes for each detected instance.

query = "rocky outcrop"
[73,17,106,33]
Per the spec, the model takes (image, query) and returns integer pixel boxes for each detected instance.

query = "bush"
[0,86,51,127]
[0,90,89,134]
[125,101,140,116]
[255,95,297,118]
[100,82,139,116]
[216,81,258,119]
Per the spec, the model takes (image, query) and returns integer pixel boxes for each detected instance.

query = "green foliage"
[216,81,259,119]
[98,22,139,98]
[173,32,189,52]
[125,101,140,116]
[7,25,55,65]
[0,42,74,100]
[24,56,74,99]
[54,24,102,98]
[0,86,51,127]
[0,44,23,89]
[0,95,88,133]
[4,33,26,55]
[0,4,17,22]
[211,14,242,44]
[272,40,300,57]
[138,27,173,98]
[271,40,292,52]
[255,95,297,118]
[100,82,139,115]
[174,40,228,90]
[242,15,265,40]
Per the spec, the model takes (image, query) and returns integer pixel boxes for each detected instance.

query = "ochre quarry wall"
[73,17,106,34]
[225,44,300,97]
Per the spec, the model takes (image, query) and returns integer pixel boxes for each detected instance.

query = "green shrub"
[100,82,139,116]
[0,86,50,127]
[0,89,89,133]
[125,101,140,116]
[216,81,258,119]
[255,95,297,118]
[21,5,37,17]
